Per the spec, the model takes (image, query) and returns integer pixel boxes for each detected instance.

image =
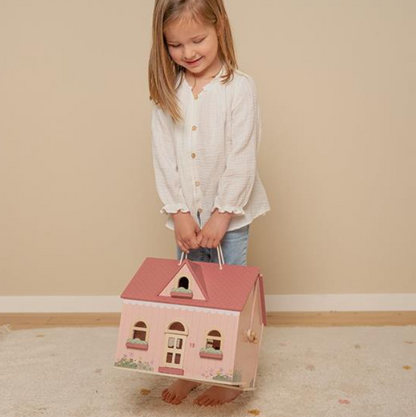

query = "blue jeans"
[176,212,250,266]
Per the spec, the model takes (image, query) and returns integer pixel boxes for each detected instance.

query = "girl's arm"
[151,103,190,216]
[151,104,200,252]
[198,76,260,249]
[211,76,259,216]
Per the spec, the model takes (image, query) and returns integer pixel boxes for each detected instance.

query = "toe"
[201,397,213,406]
[198,395,207,403]
[194,395,205,405]
[195,396,207,405]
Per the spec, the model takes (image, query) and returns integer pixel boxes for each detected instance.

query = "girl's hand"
[172,211,201,253]
[196,209,233,248]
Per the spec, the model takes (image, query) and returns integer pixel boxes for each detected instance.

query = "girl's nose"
[183,46,196,61]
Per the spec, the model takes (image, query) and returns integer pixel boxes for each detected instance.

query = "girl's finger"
[200,236,208,248]
[189,236,200,249]
[206,237,214,249]
[180,236,190,248]
[177,240,189,254]
[185,235,195,244]
[184,237,196,249]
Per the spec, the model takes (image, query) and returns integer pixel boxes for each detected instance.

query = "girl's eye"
[168,37,205,48]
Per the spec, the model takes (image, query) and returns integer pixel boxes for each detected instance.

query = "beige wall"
[1,0,415,297]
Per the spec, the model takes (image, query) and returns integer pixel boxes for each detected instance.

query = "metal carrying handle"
[178,243,225,269]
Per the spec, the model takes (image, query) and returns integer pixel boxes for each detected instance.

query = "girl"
[148,0,270,407]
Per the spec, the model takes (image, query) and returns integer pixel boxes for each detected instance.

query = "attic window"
[170,276,193,298]
[178,276,189,289]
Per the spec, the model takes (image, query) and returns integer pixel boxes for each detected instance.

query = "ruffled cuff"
[211,205,245,216]
[160,203,190,215]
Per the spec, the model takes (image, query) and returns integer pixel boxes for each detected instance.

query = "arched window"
[205,330,222,350]
[178,276,189,289]
[132,321,147,341]
[168,322,186,332]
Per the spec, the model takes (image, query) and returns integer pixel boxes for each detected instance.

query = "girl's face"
[164,17,222,76]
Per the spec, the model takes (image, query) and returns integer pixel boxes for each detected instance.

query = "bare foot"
[193,385,242,406]
[161,379,201,405]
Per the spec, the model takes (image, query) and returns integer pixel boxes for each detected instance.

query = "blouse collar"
[177,64,225,92]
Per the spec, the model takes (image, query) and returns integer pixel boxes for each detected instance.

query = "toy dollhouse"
[114,253,267,391]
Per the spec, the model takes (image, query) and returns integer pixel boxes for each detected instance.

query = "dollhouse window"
[206,330,222,350]
[178,276,189,289]
[170,277,193,298]
[132,321,148,341]
[168,322,186,332]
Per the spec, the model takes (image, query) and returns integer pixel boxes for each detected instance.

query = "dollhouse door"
[164,334,186,368]
[161,321,188,373]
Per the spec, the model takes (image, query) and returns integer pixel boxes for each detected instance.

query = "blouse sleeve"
[151,103,190,215]
[211,76,260,216]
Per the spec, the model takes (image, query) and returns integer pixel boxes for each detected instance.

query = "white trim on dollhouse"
[122,299,240,316]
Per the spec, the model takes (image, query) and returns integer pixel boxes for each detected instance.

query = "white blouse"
[151,66,271,232]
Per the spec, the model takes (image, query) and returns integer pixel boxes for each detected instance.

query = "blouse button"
[192,125,197,131]
[198,208,203,213]
[191,153,196,159]
[195,181,200,186]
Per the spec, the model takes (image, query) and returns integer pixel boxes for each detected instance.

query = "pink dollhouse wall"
[115,300,242,384]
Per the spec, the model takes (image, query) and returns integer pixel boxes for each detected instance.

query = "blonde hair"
[148,0,238,122]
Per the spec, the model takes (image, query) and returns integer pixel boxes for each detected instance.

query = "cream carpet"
[0,324,415,417]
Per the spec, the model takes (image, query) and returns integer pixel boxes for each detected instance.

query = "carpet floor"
[0,325,415,417]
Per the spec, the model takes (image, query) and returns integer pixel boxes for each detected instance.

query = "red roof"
[121,258,267,325]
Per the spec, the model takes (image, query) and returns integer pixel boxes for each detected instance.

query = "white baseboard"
[0,294,415,313]
[266,294,416,312]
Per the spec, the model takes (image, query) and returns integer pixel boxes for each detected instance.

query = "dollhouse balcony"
[199,348,223,360]
[125,338,149,350]
[170,287,193,299]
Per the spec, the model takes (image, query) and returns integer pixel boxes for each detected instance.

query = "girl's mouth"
[186,57,203,66]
